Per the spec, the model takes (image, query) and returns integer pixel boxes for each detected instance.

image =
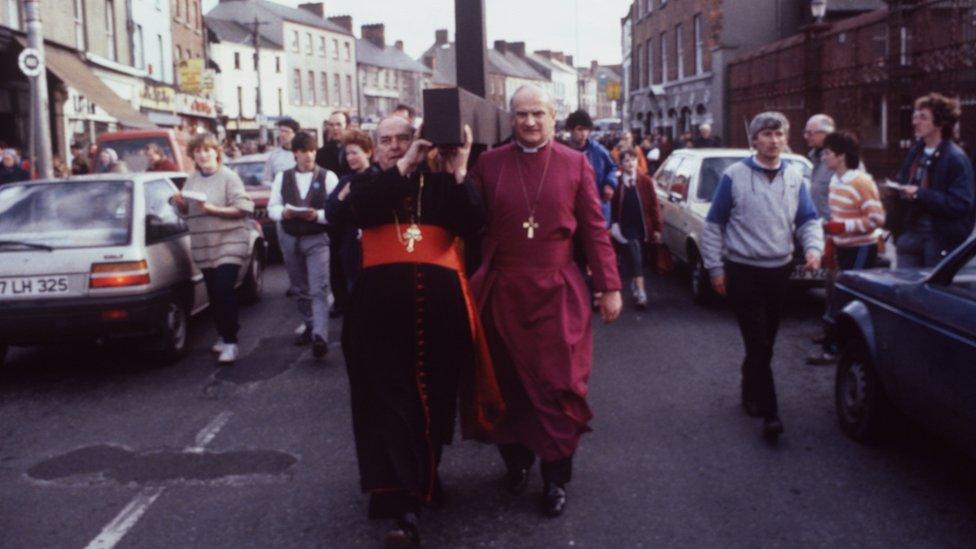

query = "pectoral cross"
[403,223,423,253]
[522,216,539,239]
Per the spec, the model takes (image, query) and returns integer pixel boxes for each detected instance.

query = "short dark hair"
[823,130,861,169]
[914,93,961,140]
[620,148,638,161]
[277,117,301,133]
[291,131,317,152]
[565,109,593,130]
[394,104,416,119]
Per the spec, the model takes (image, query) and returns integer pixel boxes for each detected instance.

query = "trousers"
[278,230,331,340]
[202,264,241,344]
[725,261,792,419]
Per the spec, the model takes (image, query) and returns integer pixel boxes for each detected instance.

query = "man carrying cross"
[469,85,622,517]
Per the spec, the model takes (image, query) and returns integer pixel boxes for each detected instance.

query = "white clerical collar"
[515,140,549,153]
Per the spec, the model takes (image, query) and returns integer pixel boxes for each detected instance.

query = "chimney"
[493,40,507,55]
[552,51,565,64]
[435,29,449,46]
[298,2,324,18]
[361,23,385,49]
[423,54,435,69]
[591,60,599,71]
[328,15,353,33]
[510,42,526,57]
[565,55,574,67]
[535,50,553,60]
[395,40,404,51]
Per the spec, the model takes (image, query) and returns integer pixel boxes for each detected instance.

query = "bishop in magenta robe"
[468,85,622,517]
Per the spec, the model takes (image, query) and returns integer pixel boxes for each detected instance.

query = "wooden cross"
[522,216,539,239]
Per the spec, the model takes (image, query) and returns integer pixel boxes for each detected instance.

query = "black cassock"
[341,166,485,518]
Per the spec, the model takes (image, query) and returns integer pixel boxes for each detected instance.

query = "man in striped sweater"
[808,131,885,365]
[701,112,824,441]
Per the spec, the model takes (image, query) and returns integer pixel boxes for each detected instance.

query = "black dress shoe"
[542,483,567,517]
[762,416,784,440]
[742,399,762,418]
[312,336,328,359]
[383,513,420,549]
[505,467,529,495]
[294,325,312,346]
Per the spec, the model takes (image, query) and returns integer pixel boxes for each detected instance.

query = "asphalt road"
[1,265,974,548]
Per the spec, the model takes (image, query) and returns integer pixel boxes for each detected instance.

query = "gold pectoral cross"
[403,223,423,252]
[522,216,539,239]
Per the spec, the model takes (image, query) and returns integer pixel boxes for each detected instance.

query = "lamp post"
[811,0,828,24]
[23,0,52,179]
[804,0,829,118]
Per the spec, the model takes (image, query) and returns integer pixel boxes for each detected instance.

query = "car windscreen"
[0,180,133,248]
[696,157,813,202]
[100,137,174,172]
[228,161,266,186]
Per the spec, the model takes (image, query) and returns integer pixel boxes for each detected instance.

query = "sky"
[202,0,633,66]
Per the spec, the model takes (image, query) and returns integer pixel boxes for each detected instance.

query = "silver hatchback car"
[0,173,266,365]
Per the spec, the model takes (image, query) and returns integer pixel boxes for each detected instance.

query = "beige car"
[652,148,822,304]
[0,173,266,365]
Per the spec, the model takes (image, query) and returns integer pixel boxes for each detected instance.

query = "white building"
[206,17,287,140]
[525,51,579,122]
[130,0,174,84]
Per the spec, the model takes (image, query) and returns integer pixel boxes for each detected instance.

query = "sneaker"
[294,324,313,346]
[210,339,225,354]
[635,290,648,310]
[294,322,307,335]
[312,336,328,359]
[218,343,239,364]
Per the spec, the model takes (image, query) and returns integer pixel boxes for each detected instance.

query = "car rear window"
[0,180,133,248]
[696,156,813,202]
[100,137,174,172]
[228,161,267,187]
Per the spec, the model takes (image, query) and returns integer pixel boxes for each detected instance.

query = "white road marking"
[83,411,234,549]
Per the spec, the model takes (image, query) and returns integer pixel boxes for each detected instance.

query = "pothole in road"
[27,444,297,486]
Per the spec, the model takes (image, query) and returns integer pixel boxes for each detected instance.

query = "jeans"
[279,230,331,340]
[896,231,943,268]
[725,261,792,419]
[202,264,241,344]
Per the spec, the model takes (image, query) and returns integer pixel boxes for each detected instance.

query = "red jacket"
[610,171,662,242]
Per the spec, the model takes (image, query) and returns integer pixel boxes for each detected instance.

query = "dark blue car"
[826,235,976,455]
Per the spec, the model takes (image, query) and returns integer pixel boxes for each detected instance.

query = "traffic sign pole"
[24,0,52,179]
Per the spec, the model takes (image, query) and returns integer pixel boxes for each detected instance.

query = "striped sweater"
[183,166,255,269]
[828,170,885,247]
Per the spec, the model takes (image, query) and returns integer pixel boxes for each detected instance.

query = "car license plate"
[0,276,71,297]
[791,265,828,280]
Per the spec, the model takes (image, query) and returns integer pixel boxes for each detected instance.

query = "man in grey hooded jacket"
[701,111,824,441]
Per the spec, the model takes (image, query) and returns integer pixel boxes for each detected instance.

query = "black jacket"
[895,140,976,251]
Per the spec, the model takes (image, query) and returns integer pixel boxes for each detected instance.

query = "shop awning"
[39,42,155,129]
[145,111,182,127]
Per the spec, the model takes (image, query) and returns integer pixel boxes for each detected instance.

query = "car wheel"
[239,249,264,305]
[835,337,892,442]
[690,249,715,306]
[149,296,189,364]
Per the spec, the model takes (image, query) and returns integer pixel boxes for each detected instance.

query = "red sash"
[361,224,505,439]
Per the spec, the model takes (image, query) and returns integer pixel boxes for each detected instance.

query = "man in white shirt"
[268,131,339,359]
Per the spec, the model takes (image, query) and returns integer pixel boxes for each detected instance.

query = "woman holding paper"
[171,133,255,364]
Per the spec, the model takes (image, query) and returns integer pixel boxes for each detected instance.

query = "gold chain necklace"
[393,174,424,253]
[514,144,553,239]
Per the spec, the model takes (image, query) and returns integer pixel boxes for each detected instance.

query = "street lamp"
[811,0,828,23]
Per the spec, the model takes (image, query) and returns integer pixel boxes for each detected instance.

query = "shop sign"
[178,59,204,94]
[140,85,176,111]
[176,93,216,118]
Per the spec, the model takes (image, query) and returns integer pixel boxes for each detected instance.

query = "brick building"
[728,0,976,176]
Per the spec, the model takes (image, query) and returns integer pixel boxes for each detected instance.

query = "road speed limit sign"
[18,48,42,78]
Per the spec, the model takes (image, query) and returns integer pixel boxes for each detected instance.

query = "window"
[157,34,165,80]
[144,180,187,243]
[676,24,684,80]
[291,30,299,52]
[660,31,668,83]
[307,70,316,104]
[645,39,653,86]
[694,14,704,75]
[305,32,313,55]
[332,39,339,60]
[344,42,351,61]
[899,26,912,66]
[384,69,390,87]
[189,1,196,29]
[175,0,180,18]
[276,56,281,73]
[645,0,652,14]
[345,75,353,105]
[73,0,85,48]
[105,0,117,61]
[236,86,243,117]
[320,72,328,105]
[133,25,145,69]
[292,69,302,104]
[318,36,326,57]
[277,88,283,116]
[637,0,643,18]
[233,52,240,70]
[333,73,340,106]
